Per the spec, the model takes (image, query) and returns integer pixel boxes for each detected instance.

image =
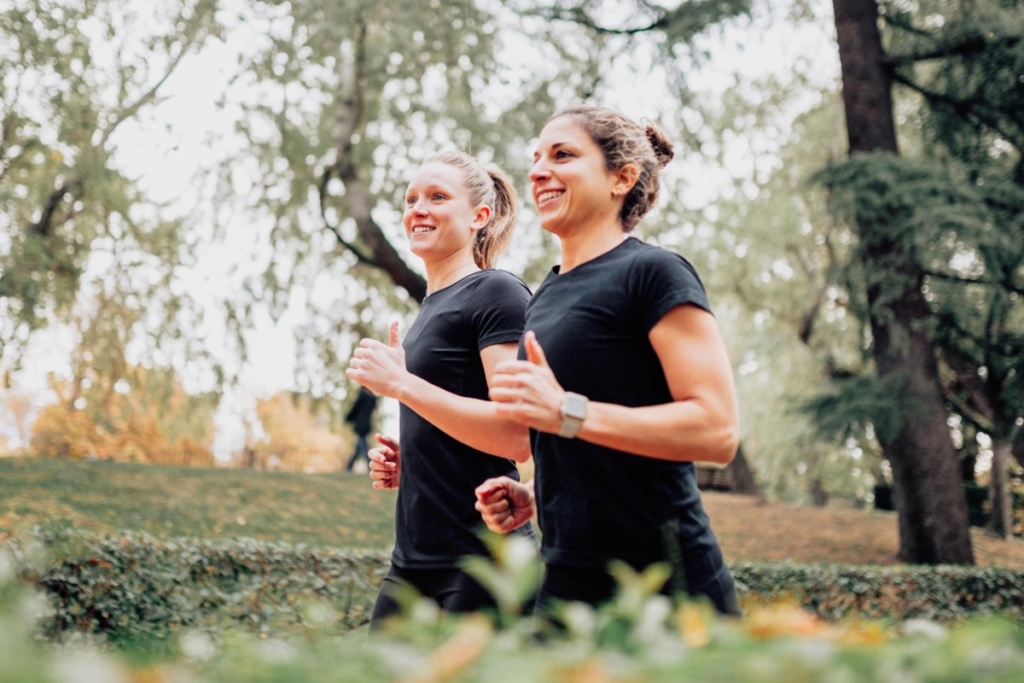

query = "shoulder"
[467,269,532,299]
[478,268,531,291]
[626,239,705,287]
[622,239,711,322]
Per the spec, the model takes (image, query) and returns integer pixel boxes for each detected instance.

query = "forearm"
[397,373,532,462]
[576,399,739,464]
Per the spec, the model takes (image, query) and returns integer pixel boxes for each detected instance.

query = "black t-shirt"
[526,237,725,582]
[394,269,534,569]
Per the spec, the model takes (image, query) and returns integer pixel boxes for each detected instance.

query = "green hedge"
[11,528,389,642]
[6,529,1024,644]
[734,561,1024,622]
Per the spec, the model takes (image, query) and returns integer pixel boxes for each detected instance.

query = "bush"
[10,526,388,643]
[4,536,1024,683]
[5,528,1024,645]
[733,562,1024,622]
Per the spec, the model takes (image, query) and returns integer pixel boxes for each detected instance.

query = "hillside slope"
[3,457,1022,567]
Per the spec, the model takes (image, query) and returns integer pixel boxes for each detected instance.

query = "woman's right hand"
[474,477,535,533]
[368,434,401,490]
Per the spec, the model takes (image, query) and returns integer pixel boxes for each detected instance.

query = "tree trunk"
[810,478,829,507]
[986,439,1013,540]
[331,28,427,304]
[832,0,974,563]
[726,444,761,496]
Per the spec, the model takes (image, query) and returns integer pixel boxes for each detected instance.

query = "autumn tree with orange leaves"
[31,364,218,466]
[239,392,354,473]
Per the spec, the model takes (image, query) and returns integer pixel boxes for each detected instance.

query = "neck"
[557,217,627,273]
[424,254,480,294]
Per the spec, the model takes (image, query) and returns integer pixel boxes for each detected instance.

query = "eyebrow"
[406,182,452,195]
[533,141,569,160]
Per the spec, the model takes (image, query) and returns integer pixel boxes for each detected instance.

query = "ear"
[470,205,492,232]
[611,163,640,198]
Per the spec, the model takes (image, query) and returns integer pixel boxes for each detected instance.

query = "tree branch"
[923,268,1024,297]
[30,178,83,238]
[96,11,205,150]
[0,111,14,183]
[523,2,668,35]
[317,168,379,267]
[891,72,1023,150]
[884,33,1019,66]
[332,21,427,303]
[934,308,1024,360]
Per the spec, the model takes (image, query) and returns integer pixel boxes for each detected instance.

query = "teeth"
[537,191,562,203]
[411,226,435,233]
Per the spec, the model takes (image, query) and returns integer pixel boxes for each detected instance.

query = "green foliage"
[883,0,1024,174]
[736,561,1024,622]
[5,532,1024,682]
[7,527,1024,647]
[798,372,911,445]
[0,0,220,372]
[16,527,389,642]
[460,533,542,627]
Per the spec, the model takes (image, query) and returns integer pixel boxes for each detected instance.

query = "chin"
[539,218,567,237]
[408,242,431,259]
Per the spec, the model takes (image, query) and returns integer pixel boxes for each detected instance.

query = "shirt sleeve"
[469,270,531,350]
[629,247,711,334]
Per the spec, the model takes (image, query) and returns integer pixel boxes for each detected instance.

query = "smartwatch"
[558,392,588,439]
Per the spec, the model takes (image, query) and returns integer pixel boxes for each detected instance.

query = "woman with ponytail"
[474,106,742,616]
[346,151,534,629]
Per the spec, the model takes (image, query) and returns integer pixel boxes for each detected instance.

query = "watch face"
[563,392,587,420]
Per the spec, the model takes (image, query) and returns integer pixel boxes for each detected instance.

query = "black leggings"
[369,564,495,632]
[535,562,742,618]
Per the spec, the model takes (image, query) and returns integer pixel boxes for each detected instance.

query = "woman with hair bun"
[346,151,535,629]
[475,106,742,616]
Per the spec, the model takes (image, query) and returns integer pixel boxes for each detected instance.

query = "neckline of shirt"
[551,236,639,278]
[423,268,491,300]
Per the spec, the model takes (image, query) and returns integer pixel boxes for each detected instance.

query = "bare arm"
[346,322,531,462]
[489,305,739,464]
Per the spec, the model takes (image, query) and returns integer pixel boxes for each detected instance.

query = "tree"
[828,0,974,563]
[242,391,352,472]
[702,93,887,504]
[819,0,1019,561]
[880,0,1024,538]
[0,1,221,372]
[31,362,218,465]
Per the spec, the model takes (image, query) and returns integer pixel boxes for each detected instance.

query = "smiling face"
[529,116,627,237]
[403,161,490,265]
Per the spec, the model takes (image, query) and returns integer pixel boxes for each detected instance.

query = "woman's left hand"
[488,331,565,434]
[345,321,407,399]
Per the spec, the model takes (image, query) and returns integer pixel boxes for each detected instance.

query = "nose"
[529,158,550,184]
[407,198,429,215]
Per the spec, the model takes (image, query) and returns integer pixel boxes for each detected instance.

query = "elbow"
[508,436,533,463]
[718,426,740,466]
[703,420,740,467]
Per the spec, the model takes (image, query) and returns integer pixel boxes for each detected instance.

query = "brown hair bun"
[645,125,674,168]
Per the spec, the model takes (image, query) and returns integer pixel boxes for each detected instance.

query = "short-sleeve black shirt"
[394,269,534,569]
[525,237,725,581]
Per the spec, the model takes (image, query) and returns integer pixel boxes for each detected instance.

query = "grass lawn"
[0,456,395,549]
[705,491,1024,569]
[2,456,1023,568]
